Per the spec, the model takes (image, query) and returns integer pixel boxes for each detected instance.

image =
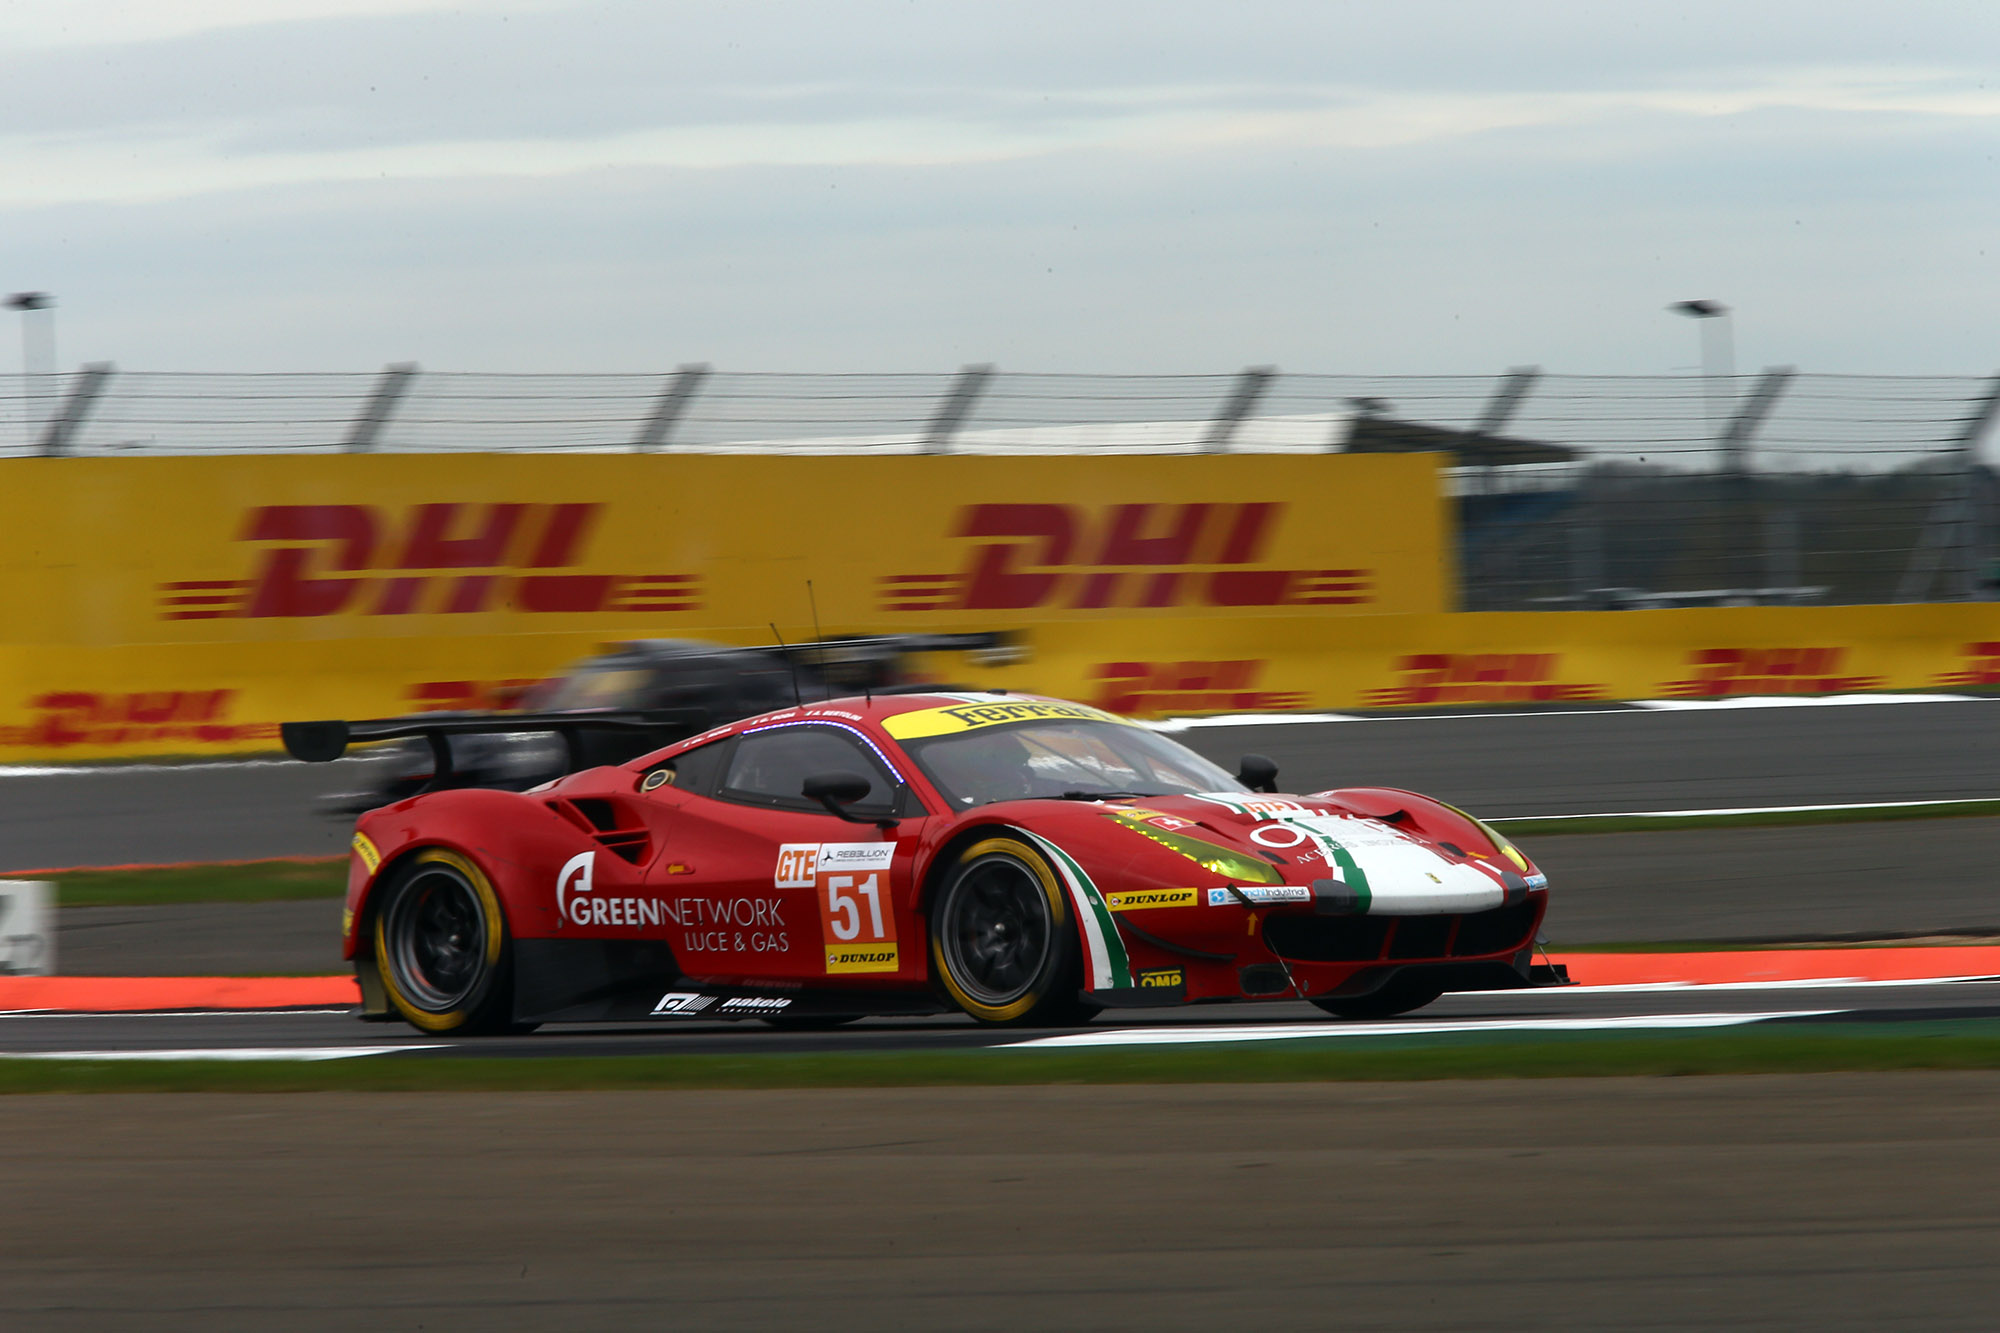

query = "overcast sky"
[3,0,1996,374]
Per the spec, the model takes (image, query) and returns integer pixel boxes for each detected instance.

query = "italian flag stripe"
[1024,830,1131,990]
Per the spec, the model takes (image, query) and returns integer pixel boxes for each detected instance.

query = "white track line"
[1006,1009,1842,1049]
[0,1045,444,1061]
[1494,797,2000,823]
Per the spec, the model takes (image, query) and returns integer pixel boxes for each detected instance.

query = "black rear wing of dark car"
[281,710,688,791]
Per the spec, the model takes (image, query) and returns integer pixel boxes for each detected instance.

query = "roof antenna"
[805,579,833,702]
[769,621,802,705]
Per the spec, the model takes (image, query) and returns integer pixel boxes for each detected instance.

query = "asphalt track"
[4,975,1997,1058]
[8,1073,1999,1330]
[6,696,1998,871]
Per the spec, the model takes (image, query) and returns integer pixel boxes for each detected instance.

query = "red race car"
[285,692,1563,1033]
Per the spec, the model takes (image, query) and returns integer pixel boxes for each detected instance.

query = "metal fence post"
[923,364,994,455]
[1202,366,1275,453]
[1470,366,1539,494]
[341,362,418,452]
[36,363,114,456]
[631,363,712,451]
[1898,372,2000,601]
[1714,367,1793,590]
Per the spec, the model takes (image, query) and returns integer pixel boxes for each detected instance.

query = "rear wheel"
[1310,972,1446,1020]
[373,850,527,1034]
[930,836,1093,1026]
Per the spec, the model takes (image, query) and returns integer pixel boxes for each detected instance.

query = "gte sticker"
[776,842,901,974]
[650,992,717,1017]
[1104,887,1198,911]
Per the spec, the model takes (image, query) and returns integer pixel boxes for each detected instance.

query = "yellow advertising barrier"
[3,452,1996,762]
[0,453,1448,759]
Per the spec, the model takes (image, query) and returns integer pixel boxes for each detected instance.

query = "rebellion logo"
[880,503,1372,612]
[158,502,700,620]
[1658,648,1882,698]
[1092,660,1307,715]
[1363,654,1605,707]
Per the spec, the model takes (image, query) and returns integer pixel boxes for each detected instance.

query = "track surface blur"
[6,700,1998,873]
[4,1076,1997,1331]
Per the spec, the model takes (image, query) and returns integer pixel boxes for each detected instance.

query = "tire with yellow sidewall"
[373,849,525,1035]
[930,835,1092,1027]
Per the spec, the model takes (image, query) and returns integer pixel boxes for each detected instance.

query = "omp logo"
[1138,968,1184,989]
[1658,648,1882,698]
[880,503,1372,612]
[157,503,701,620]
[0,689,275,749]
[1104,888,1198,912]
[1092,660,1307,715]
[1363,654,1605,707]
[1935,642,2000,688]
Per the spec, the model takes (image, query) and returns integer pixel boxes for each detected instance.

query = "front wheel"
[373,849,524,1034]
[930,836,1094,1026]
[1310,972,1446,1020]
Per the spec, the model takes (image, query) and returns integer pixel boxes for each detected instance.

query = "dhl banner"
[0,452,1448,758]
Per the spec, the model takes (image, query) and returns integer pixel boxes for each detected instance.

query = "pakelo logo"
[879,503,1373,612]
[157,502,701,620]
[1104,888,1199,912]
[717,996,792,1015]
[0,689,277,749]
[1363,654,1605,707]
[1658,648,1882,698]
[1092,660,1307,716]
[1937,641,2000,688]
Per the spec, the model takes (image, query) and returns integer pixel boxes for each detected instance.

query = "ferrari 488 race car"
[286,692,1562,1033]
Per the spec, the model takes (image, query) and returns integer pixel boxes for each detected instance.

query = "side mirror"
[802,771,888,826]
[1236,754,1279,794]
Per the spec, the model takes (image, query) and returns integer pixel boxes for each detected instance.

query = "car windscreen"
[903,719,1244,808]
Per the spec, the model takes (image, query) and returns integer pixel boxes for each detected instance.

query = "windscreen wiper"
[1055,789,1152,801]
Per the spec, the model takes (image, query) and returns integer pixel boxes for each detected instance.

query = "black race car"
[323,632,1020,815]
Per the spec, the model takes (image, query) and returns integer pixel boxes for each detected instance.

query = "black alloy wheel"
[373,850,524,1034]
[930,837,1090,1026]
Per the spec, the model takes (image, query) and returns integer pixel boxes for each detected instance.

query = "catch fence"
[5,365,1994,609]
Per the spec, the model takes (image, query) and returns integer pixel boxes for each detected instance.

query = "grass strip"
[52,859,346,908]
[1,1023,1998,1093]
[1491,799,2000,837]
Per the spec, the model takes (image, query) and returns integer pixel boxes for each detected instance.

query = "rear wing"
[281,710,686,792]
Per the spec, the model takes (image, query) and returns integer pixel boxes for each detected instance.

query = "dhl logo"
[157,503,700,620]
[1658,648,1882,698]
[1363,654,1605,707]
[0,690,275,749]
[880,503,1371,612]
[1092,660,1307,716]
[1935,642,2000,688]
[405,679,543,712]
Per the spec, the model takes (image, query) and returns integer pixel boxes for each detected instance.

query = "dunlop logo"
[880,502,1372,612]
